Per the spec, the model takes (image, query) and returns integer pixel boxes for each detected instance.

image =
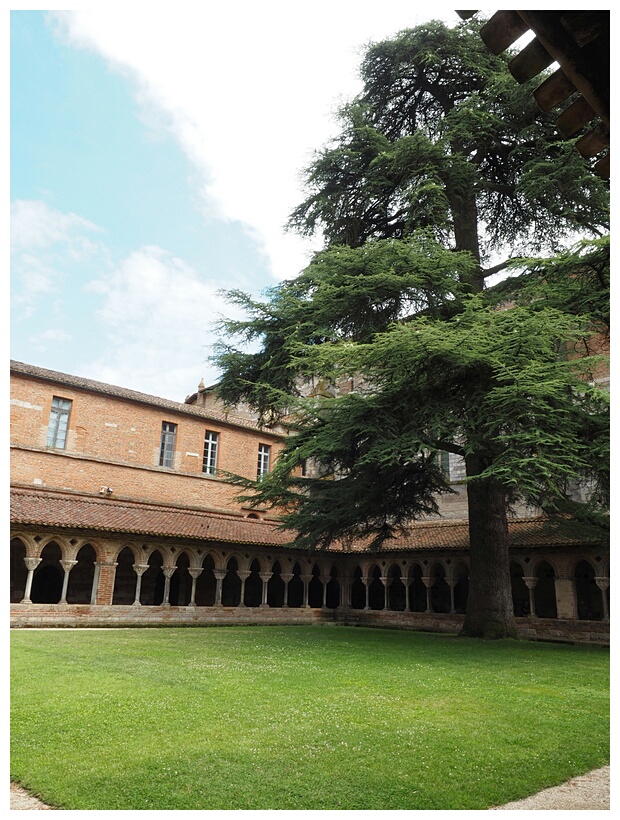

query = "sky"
[9,4,470,401]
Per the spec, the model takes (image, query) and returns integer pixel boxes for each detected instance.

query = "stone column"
[188,568,203,606]
[422,576,434,613]
[554,576,577,620]
[447,578,457,614]
[132,564,149,606]
[259,572,273,607]
[381,576,391,611]
[90,562,101,605]
[300,574,312,608]
[59,560,78,604]
[362,576,370,610]
[523,576,538,618]
[161,567,176,606]
[595,577,610,622]
[280,572,293,607]
[237,570,251,607]
[404,578,412,612]
[214,569,226,606]
[320,575,330,608]
[21,557,41,603]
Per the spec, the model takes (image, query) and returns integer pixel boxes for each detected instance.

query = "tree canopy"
[212,19,609,638]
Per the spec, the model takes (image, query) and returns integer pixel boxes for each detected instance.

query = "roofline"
[10,360,284,438]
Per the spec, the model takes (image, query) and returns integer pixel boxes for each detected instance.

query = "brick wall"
[10,371,284,513]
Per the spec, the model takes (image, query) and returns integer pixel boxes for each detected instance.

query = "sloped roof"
[10,487,294,546]
[10,487,601,553]
[10,360,281,437]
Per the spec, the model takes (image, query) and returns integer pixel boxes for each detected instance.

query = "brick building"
[10,360,609,642]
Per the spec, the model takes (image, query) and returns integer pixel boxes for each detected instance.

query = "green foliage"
[491,235,610,330]
[213,19,609,635]
[11,627,610,810]
[214,234,473,420]
[289,20,609,265]
[226,300,608,547]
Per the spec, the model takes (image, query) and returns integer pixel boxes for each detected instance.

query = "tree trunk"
[461,455,518,638]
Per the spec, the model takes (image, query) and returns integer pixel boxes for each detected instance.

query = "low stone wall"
[10,603,609,645]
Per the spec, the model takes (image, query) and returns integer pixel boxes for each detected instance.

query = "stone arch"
[350,565,366,609]
[222,556,242,607]
[408,563,426,612]
[140,549,165,606]
[534,559,557,619]
[387,564,406,611]
[195,553,216,606]
[10,538,28,603]
[170,551,192,606]
[244,557,263,607]
[31,541,63,604]
[66,544,97,604]
[368,565,385,611]
[287,562,304,608]
[452,561,469,614]
[326,565,340,609]
[574,559,604,621]
[510,560,529,616]
[430,563,450,614]
[112,547,138,605]
[267,560,285,608]
[308,563,324,608]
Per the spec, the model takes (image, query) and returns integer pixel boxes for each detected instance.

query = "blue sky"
[10,6,461,400]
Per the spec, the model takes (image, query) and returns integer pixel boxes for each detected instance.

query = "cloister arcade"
[10,532,609,623]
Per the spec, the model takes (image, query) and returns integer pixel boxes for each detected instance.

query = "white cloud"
[10,200,108,319]
[11,199,102,253]
[49,5,460,280]
[84,245,244,399]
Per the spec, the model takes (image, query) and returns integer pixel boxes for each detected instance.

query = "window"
[257,443,271,479]
[46,397,72,449]
[203,431,219,475]
[159,422,177,468]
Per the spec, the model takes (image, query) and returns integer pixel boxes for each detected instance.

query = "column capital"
[60,560,78,572]
[24,557,41,572]
[133,563,149,576]
[594,576,610,591]
[237,570,252,582]
[162,567,177,579]
[188,568,203,580]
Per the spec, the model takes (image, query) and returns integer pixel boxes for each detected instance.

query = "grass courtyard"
[10,625,609,810]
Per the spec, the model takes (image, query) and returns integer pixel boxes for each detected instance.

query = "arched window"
[31,542,63,604]
[10,538,28,603]
[66,544,97,604]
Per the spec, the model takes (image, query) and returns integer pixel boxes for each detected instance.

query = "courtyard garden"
[10,625,609,810]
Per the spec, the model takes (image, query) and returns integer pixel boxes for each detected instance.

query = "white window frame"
[203,430,219,475]
[257,443,271,479]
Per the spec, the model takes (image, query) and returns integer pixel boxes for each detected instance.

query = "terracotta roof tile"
[11,488,601,553]
[10,488,294,546]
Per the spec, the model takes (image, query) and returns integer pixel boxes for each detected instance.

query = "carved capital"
[60,560,78,573]
[24,557,41,572]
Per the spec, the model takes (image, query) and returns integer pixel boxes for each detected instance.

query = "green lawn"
[10,625,609,810]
